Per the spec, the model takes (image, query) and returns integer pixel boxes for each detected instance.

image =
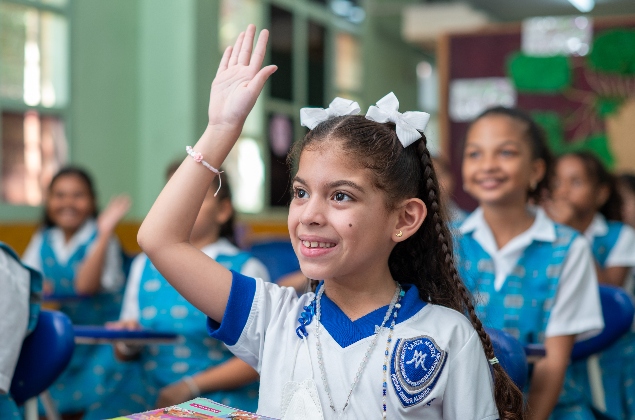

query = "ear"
[215,198,234,225]
[392,198,427,242]
[595,184,610,208]
[530,158,547,189]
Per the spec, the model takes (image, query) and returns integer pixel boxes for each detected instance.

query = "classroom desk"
[524,344,547,363]
[73,326,178,345]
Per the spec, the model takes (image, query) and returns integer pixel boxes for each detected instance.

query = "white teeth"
[302,241,334,249]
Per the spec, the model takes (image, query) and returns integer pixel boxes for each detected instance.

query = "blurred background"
[1,0,635,253]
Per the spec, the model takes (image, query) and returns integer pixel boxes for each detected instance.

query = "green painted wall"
[0,0,426,222]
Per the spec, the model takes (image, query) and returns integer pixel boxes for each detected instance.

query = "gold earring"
[395,231,403,237]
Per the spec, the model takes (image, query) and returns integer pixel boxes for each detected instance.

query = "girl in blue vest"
[454,106,604,419]
[136,25,524,419]
[22,166,130,418]
[549,151,635,419]
[0,243,42,420]
[85,167,269,419]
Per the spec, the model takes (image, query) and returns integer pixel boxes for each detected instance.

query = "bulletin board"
[437,16,635,210]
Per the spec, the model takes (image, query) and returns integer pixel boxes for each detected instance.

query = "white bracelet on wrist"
[182,375,201,397]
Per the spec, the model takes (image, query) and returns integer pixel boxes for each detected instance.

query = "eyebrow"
[292,176,366,193]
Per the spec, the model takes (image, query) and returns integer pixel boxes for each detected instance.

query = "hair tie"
[489,357,499,366]
[185,146,224,196]
[365,92,430,148]
[300,97,361,130]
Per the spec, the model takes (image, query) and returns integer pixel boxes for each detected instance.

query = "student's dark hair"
[619,173,635,195]
[559,151,623,221]
[466,106,553,202]
[289,115,525,419]
[43,166,98,228]
[166,161,236,244]
[213,172,236,244]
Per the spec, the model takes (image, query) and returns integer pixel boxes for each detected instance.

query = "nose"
[480,152,499,172]
[298,196,327,227]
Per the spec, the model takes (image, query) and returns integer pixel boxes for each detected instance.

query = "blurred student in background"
[86,164,268,419]
[454,107,603,419]
[22,166,130,419]
[548,151,635,420]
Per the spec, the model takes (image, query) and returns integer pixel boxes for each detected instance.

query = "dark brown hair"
[289,115,524,419]
[466,106,553,202]
[166,161,236,244]
[558,151,622,221]
[43,166,98,228]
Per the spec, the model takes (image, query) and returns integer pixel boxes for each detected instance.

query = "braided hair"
[288,115,524,419]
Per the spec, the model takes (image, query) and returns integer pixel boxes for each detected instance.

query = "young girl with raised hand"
[138,25,522,419]
[454,107,604,420]
[548,151,635,420]
[22,166,130,417]
[86,167,268,419]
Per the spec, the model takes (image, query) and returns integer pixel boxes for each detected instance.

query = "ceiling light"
[568,0,595,13]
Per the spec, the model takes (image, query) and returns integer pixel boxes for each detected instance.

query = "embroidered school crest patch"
[390,335,447,408]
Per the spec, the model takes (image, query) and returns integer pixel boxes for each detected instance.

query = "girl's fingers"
[249,29,270,70]
[228,31,245,67]
[217,46,232,75]
[250,65,278,92]
[237,24,256,66]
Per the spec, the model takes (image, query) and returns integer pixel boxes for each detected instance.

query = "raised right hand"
[207,24,277,135]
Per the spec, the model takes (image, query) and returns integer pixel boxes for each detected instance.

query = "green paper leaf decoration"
[507,53,571,93]
[532,111,567,155]
[569,134,616,169]
[596,97,624,117]
[588,29,635,75]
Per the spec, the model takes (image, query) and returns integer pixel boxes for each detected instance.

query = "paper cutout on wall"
[448,78,516,122]
[522,16,592,57]
[508,54,571,93]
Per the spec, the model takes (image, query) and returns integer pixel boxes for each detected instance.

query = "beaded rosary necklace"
[297,282,404,418]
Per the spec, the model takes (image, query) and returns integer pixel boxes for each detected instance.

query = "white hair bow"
[365,92,430,148]
[300,97,361,130]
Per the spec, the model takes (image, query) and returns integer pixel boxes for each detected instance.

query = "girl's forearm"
[74,233,110,295]
[191,357,259,394]
[526,335,575,420]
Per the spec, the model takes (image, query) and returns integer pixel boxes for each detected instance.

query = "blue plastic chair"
[485,327,529,389]
[10,310,75,406]
[570,285,635,361]
[249,240,300,283]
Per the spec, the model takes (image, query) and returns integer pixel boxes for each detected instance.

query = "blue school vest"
[39,227,122,325]
[456,224,577,345]
[137,252,259,411]
[590,221,622,269]
[0,243,42,420]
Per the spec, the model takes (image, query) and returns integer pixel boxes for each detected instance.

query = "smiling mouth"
[302,241,335,249]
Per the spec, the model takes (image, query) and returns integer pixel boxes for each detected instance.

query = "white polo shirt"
[583,213,635,269]
[458,207,603,339]
[208,273,499,419]
[0,248,30,393]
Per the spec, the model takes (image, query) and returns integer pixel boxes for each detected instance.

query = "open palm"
[208,25,277,131]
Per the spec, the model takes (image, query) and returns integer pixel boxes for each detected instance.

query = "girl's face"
[288,144,398,282]
[552,155,607,216]
[47,175,95,233]
[462,115,544,207]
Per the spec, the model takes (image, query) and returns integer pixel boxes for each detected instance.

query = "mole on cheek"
[349,224,352,227]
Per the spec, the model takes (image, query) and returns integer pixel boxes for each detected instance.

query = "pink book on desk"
[109,397,278,420]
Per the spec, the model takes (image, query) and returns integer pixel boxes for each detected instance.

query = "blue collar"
[315,283,426,348]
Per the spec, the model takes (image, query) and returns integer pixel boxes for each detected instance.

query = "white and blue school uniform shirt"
[0,243,42,420]
[22,219,125,414]
[208,274,499,419]
[97,238,270,417]
[580,214,635,420]
[454,206,604,419]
